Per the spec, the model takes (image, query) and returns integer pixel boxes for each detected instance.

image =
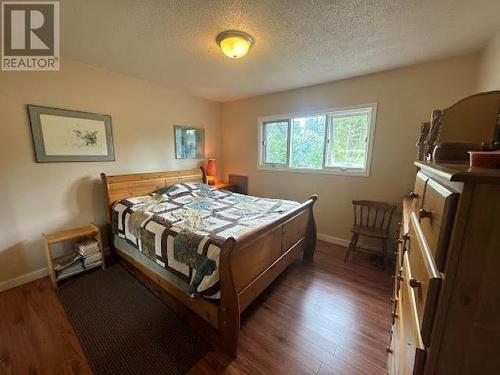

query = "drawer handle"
[419,208,432,219]
[409,278,422,288]
[392,273,403,281]
[409,191,419,199]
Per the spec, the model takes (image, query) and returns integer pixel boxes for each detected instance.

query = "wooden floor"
[0,271,93,374]
[0,241,392,375]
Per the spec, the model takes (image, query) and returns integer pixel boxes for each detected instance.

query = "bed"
[101,168,317,357]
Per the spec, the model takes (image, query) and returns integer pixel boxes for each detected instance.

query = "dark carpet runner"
[58,264,210,374]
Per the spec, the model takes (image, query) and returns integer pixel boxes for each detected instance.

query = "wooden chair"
[343,200,397,269]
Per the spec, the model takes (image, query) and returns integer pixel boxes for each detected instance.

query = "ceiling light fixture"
[216,30,254,59]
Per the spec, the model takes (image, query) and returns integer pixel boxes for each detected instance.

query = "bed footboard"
[218,195,318,358]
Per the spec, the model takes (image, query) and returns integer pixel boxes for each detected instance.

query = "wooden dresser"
[388,161,500,374]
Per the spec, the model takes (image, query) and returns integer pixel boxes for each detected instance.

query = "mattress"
[112,182,299,299]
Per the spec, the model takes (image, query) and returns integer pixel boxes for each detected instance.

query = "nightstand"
[215,182,237,192]
[214,174,248,194]
[229,174,248,194]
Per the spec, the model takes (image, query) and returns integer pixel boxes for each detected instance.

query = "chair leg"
[345,233,358,263]
[344,234,354,262]
[381,239,388,270]
[352,234,359,261]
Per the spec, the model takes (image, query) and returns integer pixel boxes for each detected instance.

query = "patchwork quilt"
[112,183,300,299]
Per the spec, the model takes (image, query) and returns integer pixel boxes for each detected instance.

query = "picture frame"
[174,125,205,159]
[27,105,115,162]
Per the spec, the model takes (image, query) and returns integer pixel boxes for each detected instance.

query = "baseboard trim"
[318,232,388,254]
[317,233,349,247]
[0,267,49,293]
[0,247,111,293]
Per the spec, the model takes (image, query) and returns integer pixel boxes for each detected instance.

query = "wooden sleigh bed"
[101,168,317,358]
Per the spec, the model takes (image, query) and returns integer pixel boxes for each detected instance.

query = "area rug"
[57,264,210,374]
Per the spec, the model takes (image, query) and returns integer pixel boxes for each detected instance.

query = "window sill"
[257,164,370,177]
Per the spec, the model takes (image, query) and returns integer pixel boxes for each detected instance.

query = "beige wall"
[477,31,500,92]
[221,54,479,244]
[0,59,222,287]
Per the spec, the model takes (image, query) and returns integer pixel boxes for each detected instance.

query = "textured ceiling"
[61,0,500,102]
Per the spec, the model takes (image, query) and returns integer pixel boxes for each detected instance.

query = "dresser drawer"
[388,312,401,375]
[410,172,429,211]
[392,238,404,316]
[408,212,442,346]
[389,252,426,375]
[418,178,458,271]
[396,238,404,280]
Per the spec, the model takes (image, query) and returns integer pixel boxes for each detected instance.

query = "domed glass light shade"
[216,30,254,59]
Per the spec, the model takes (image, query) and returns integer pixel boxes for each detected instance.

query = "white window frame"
[257,103,377,177]
[261,119,290,166]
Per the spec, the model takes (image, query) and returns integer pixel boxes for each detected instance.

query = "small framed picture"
[27,105,115,162]
[174,125,205,159]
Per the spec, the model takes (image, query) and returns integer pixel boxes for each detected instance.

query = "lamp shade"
[206,159,216,176]
[216,30,254,59]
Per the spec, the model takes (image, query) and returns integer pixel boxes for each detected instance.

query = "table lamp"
[206,158,216,185]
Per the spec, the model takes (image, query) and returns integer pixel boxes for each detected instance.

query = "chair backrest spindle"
[351,200,397,234]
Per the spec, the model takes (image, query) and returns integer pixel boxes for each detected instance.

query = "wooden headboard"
[100,167,205,223]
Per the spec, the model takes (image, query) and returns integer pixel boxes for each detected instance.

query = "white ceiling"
[61,0,500,102]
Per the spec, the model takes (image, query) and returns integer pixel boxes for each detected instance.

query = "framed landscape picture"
[174,125,205,159]
[28,105,115,162]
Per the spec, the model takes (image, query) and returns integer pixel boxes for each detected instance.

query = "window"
[262,120,289,165]
[290,115,326,169]
[258,104,376,176]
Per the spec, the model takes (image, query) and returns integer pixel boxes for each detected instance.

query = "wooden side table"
[229,174,248,194]
[215,182,237,192]
[43,223,105,288]
[215,175,248,194]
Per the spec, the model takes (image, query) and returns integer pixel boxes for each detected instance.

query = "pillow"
[154,184,183,196]
[154,182,208,197]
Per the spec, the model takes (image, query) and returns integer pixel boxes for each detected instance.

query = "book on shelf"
[54,252,82,272]
[56,262,84,279]
[56,261,102,281]
[83,252,102,267]
[77,248,100,257]
[75,239,101,257]
[77,239,98,249]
